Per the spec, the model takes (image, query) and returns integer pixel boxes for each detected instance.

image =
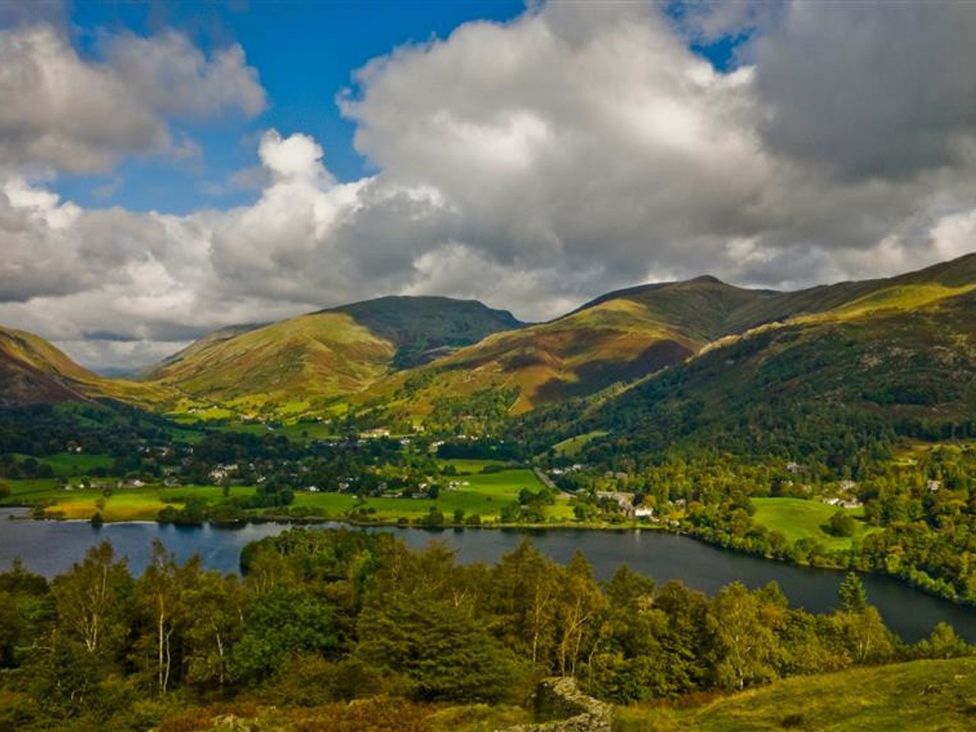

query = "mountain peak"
[687,274,724,285]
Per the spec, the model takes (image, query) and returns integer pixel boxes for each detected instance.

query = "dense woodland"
[0,529,971,730]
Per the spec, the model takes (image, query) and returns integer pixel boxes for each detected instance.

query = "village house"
[209,463,240,482]
[596,490,636,517]
[360,428,391,439]
[823,496,862,509]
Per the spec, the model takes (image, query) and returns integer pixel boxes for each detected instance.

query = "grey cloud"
[752,2,976,181]
[101,30,266,119]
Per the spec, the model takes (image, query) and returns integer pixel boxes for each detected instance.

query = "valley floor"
[1,459,581,525]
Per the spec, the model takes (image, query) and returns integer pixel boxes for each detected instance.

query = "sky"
[2,1,976,371]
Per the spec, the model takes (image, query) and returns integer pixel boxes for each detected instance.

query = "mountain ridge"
[4,251,976,424]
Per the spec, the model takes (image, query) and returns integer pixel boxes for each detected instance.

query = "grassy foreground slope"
[614,657,976,731]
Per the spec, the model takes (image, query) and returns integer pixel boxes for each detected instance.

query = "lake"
[1,507,973,643]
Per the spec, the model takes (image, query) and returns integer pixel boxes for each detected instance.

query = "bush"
[825,510,856,537]
[259,655,407,706]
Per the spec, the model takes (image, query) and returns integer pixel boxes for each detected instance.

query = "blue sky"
[55,1,742,214]
[58,1,527,213]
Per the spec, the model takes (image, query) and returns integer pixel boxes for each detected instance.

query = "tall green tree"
[488,540,560,669]
[51,541,132,657]
[134,541,186,694]
[555,552,606,676]
[229,587,338,684]
[182,571,246,688]
[706,583,781,690]
[838,573,868,613]
[356,592,526,702]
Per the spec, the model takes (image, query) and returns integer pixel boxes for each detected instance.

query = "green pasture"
[2,463,571,524]
[552,430,608,457]
[751,497,872,550]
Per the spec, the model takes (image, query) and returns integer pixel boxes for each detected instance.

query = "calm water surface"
[2,507,973,643]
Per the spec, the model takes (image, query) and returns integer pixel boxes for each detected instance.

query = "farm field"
[11,451,115,478]
[552,430,608,457]
[295,462,574,523]
[614,657,976,731]
[2,482,257,521]
[751,497,873,551]
[1,460,573,524]
[209,420,342,442]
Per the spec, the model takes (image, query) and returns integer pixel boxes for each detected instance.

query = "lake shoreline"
[8,503,972,610]
[2,505,974,644]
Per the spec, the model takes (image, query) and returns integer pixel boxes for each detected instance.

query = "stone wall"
[503,677,612,732]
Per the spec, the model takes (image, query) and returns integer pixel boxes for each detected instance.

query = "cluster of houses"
[208,463,239,482]
[822,496,863,509]
[822,478,864,508]
[595,490,655,520]
[548,464,585,476]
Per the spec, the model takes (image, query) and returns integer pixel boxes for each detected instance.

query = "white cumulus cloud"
[2,3,976,370]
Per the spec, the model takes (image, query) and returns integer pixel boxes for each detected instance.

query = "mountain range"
[3,252,976,439]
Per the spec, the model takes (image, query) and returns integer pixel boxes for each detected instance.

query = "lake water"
[1,507,973,643]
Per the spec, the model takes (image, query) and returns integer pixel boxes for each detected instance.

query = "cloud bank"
[2,2,976,369]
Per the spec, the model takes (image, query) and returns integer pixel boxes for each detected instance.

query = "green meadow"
[299,462,574,523]
[751,497,873,550]
[552,430,609,457]
[12,451,115,478]
[2,459,573,524]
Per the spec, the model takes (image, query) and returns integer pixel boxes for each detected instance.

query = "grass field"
[2,483,258,521]
[553,430,609,458]
[13,451,116,478]
[613,657,976,731]
[214,421,341,442]
[2,460,573,524]
[751,497,872,550]
[295,462,573,522]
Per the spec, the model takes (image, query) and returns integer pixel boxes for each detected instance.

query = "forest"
[0,528,971,730]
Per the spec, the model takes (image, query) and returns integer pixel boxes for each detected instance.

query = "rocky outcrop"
[503,677,612,732]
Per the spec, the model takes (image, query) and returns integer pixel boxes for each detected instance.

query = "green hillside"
[364,277,762,422]
[573,281,976,461]
[363,254,976,427]
[0,325,177,409]
[145,311,395,418]
[9,252,976,428]
[615,656,976,731]
[141,296,524,420]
